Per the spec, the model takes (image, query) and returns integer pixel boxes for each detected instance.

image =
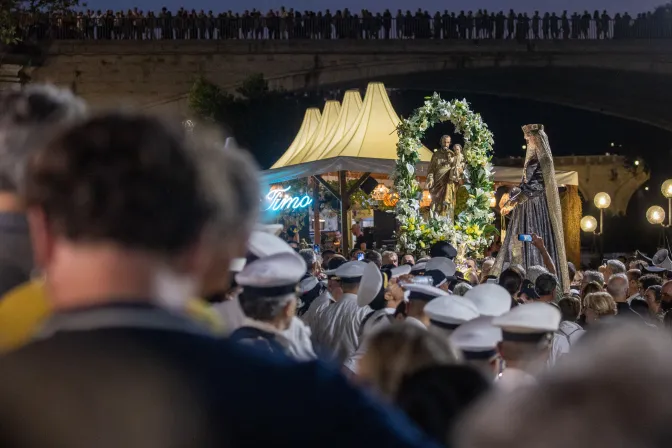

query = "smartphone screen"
[518,234,533,242]
[357,253,365,261]
[313,244,320,254]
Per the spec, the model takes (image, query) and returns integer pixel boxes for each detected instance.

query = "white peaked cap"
[389,264,412,277]
[325,261,367,279]
[426,257,457,278]
[449,316,502,353]
[235,252,306,290]
[358,262,383,307]
[411,262,427,273]
[247,230,295,258]
[464,284,512,317]
[403,283,450,302]
[492,302,561,335]
[230,258,247,273]
[299,275,320,294]
[425,295,480,328]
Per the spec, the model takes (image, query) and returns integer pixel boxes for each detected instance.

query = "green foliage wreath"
[394,94,496,259]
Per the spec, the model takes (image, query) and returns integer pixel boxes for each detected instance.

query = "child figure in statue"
[493,124,570,292]
[426,136,465,224]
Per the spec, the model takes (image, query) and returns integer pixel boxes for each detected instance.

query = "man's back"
[0,320,437,448]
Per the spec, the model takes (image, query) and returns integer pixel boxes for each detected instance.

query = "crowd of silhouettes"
[13,8,672,41]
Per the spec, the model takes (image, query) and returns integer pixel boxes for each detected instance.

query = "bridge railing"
[14,17,672,41]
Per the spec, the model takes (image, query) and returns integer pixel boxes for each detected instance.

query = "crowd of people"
[0,84,670,446]
[14,8,672,41]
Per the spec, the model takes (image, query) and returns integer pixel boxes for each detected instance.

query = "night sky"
[87,0,659,14]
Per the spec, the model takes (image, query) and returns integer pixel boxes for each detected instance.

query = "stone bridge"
[496,155,649,215]
[8,39,672,130]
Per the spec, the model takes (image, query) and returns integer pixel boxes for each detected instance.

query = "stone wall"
[21,39,672,117]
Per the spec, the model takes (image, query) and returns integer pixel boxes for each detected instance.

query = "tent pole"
[339,170,350,256]
[312,178,321,248]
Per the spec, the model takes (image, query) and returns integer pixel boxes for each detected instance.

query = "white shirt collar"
[496,367,536,391]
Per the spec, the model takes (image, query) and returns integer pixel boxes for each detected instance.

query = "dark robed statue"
[492,124,570,292]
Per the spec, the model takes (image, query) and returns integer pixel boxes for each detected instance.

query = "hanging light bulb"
[371,184,389,201]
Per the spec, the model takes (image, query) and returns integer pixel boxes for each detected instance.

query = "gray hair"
[0,85,87,193]
[298,249,317,270]
[238,293,294,322]
[453,282,473,296]
[526,265,549,284]
[583,270,605,287]
[382,250,398,263]
[606,273,629,300]
[606,259,626,275]
[455,324,672,448]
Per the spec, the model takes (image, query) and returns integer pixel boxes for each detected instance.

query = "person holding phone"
[492,124,569,292]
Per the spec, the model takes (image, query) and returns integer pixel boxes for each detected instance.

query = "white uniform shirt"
[301,290,332,331]
[318,293,371,363]
[343,308,396,373]
[282,316,317,361]
[549,320,585,367]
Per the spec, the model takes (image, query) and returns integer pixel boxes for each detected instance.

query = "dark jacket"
[0,303,439,448]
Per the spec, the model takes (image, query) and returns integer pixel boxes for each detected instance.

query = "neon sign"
[264,186,313,212]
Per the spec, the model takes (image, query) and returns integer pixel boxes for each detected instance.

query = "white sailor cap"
[230,258,247,273]
[388,264,412,278]
[464,283,511,317]
[403,283,449,302]
[425,270,448,288]
[325,261,367,283]
[235,252,306,297]
[247,230,294,258]
[425,295,479,331]
[357,264,412,307]
[411,262,427,274]
[449,316,502,360]
[298,275,320,295]
[492,302,561,344]
[358,262,384,307]
[426,257,457,278]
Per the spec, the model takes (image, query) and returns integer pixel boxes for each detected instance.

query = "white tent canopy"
[304,90,363,163]
[271,108,321,169]
[286,100,341,166]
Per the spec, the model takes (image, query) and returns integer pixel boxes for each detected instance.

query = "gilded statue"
[426,135,465,223]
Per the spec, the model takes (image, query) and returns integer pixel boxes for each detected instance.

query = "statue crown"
[522,124,544,134]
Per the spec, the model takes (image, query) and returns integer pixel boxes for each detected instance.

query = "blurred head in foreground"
[455,324,670,448]
[396,365,490,447]
[357,324,461,399]
[23,112,258,309]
